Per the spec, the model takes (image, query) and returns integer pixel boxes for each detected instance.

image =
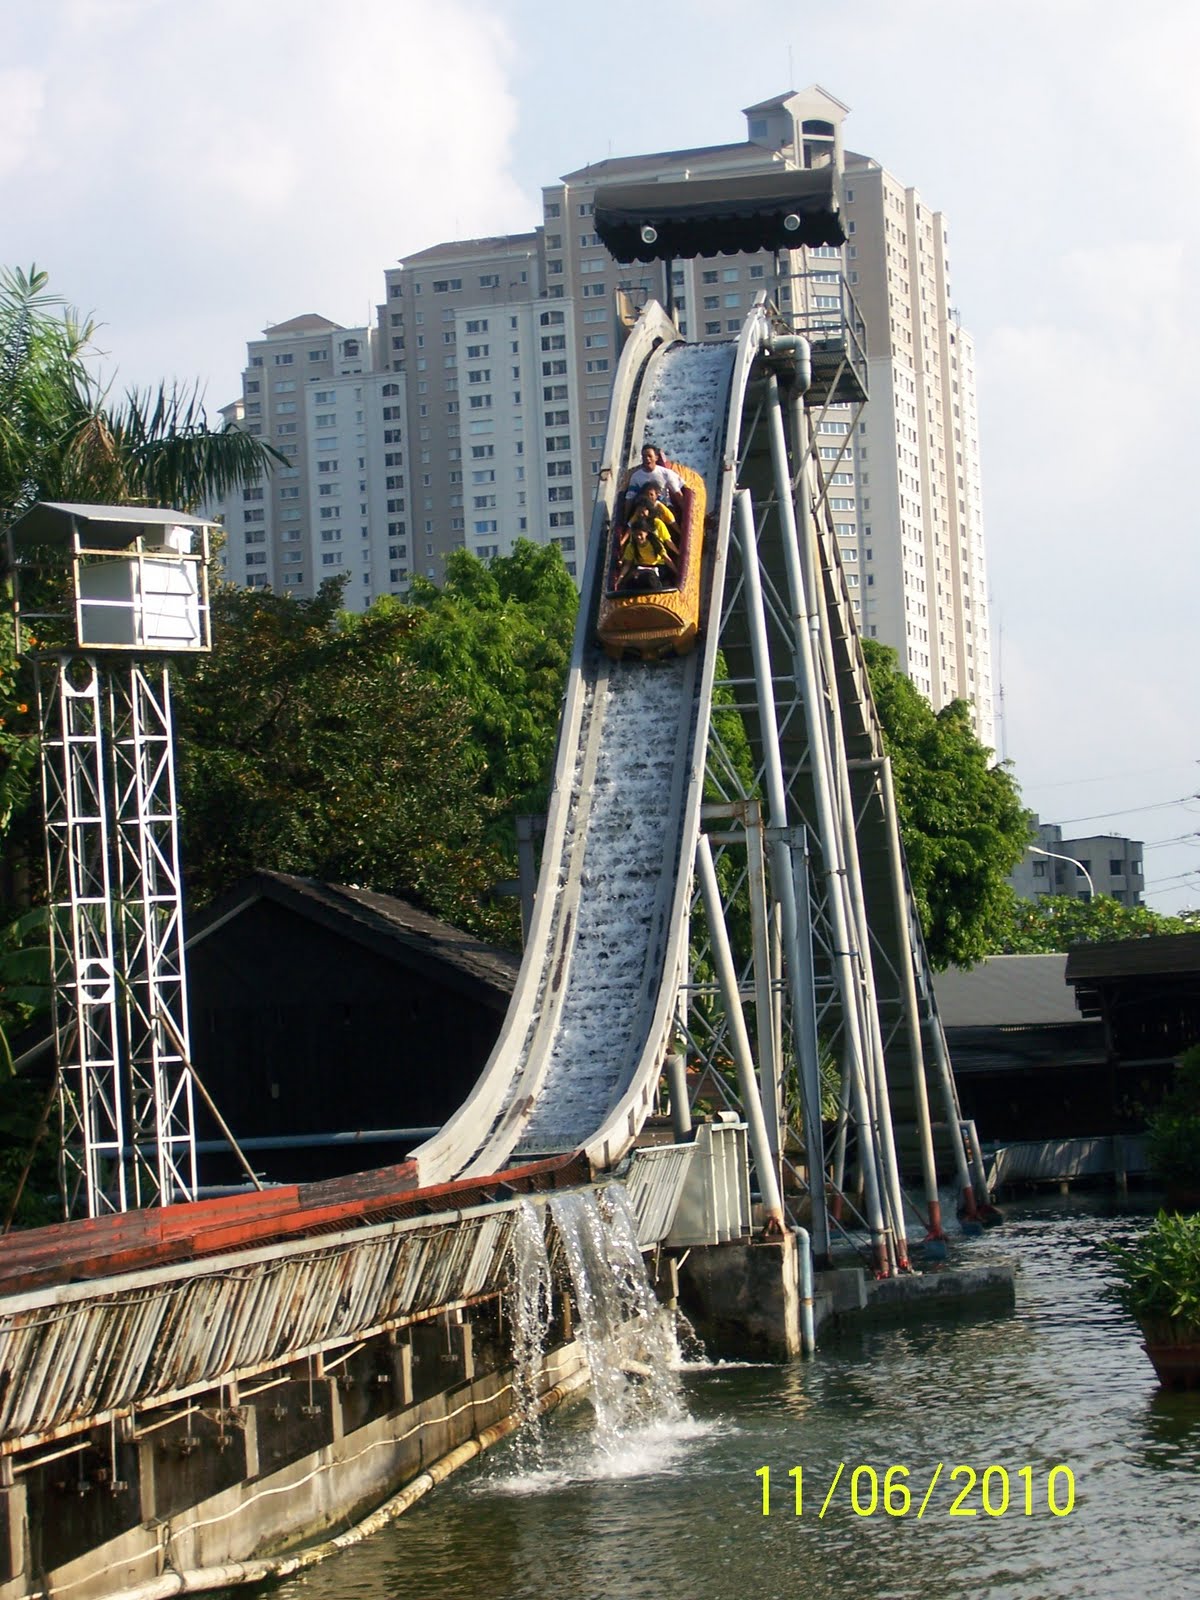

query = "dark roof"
[945,1021,1106,1075]
[261,314,342,335]
[401,232,539,266]
[560,141,753,184]
[188,871,520,1006]
[934,954,1076,1027]
[8,501,214,555]
[742,92,797,115]
[1065,932,1200,982]
[594,166,843,263]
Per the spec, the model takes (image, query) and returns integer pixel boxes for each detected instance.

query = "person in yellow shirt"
[619,488,679,587]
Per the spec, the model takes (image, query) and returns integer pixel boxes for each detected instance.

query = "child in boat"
[619,489,679,585]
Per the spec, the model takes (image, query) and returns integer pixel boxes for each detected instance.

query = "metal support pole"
[879,757,944,1237]
[666,1049,692,1142]
[744,800,781,1174]
[733,489,829,1259]
[805,546,909,1268]
[515,814,538,946]
[764,380,889,1273]
[793,1226,816,1355]
[695,833,785,1234]
[36,656,125,1218]
[926,1003,977,1217]
[109,664,197,1207]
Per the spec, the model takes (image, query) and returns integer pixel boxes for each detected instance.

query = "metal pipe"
[191,1130,440,1154]
[923,988,977,1217]
[792,1226,816,1355]
[764,378,889,1274]
[695,833,785,1233]
[734,487,829,1261]
[807,563,908,1269]
[963,1119,991,1208]
[665,1049,692,1142]
[744,800,782,1175]
[879,757,943,1237]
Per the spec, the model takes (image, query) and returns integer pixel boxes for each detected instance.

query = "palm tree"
[0,264,282,521]
[0,267,283,1001]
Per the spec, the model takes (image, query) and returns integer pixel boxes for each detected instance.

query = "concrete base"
[861,1259,1018,1321]
[676,1243,1018,1364]
[677,1236,801,1360]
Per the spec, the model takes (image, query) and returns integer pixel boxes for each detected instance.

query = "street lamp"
[1030,845,1095,900]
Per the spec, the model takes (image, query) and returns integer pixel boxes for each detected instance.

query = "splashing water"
[547,1186,683,1446]
[506,1199,555,1468]
[484,1189,723,1498]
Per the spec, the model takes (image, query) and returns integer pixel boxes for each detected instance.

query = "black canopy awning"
[593,166,844,263]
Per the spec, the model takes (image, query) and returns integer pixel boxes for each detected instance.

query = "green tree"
[397,541,578,841]
[0,265,283,879]
[862,638,1029,968]
[0,265,279,523]
[1146,1044,1200,1193]
[172,580,518,941]
[998,894,1190,953]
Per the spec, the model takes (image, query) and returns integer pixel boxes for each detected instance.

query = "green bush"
[1105,1211,1200,1341]
[1147,1045,1200,1190]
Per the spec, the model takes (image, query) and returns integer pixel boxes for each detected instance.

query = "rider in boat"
[618,489,679,588]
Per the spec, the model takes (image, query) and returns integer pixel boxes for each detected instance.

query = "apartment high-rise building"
[219,314,404,605]
[214,86,994,737]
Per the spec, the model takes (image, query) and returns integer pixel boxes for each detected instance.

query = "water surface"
[267,1199,1200,1600]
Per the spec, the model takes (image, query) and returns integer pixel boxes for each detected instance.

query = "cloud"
[0,68,46,182]
[3,0,527,402]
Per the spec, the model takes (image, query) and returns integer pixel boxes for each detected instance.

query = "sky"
[5,0,1199,911]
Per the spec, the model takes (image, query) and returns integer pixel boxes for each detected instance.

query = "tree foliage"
[0,264,284,889]
[397,541,578,840]
[171,580,520,942]
[0,265,281,523]
[1146,1045,1200,1192]
[862,638,1029,968]
[997,894,1190,954]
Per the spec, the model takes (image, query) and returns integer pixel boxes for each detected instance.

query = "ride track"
[413,295,974,1270]
[0,303,987,1600]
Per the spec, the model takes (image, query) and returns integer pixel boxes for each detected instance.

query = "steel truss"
[678,302,975,1272]
[36,655,197,1217]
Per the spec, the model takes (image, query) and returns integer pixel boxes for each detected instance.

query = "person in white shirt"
[624,443,683,511]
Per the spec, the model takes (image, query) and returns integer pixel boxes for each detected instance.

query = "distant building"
[1008,819,1145,904]
[210,85,993,737]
